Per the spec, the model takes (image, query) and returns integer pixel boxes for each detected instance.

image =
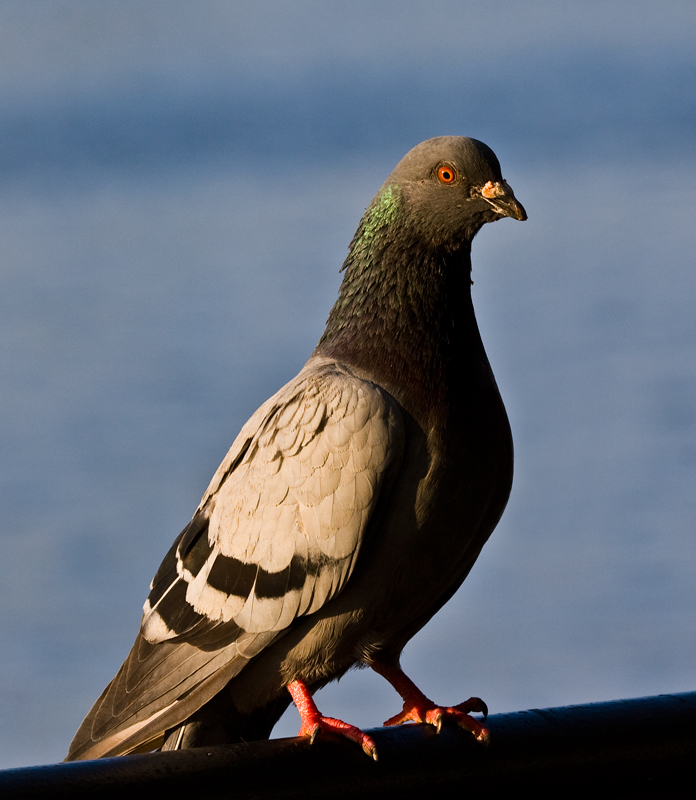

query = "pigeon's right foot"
[287,680,378,760]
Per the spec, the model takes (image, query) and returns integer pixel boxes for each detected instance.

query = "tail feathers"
[66,659,237,761]
[65,631,276,761]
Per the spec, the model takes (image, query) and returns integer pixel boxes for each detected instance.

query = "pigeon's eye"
[437,165,456,184]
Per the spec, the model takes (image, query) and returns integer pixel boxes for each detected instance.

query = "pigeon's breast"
[353,367,513,650]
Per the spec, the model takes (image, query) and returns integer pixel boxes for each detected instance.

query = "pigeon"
[66,136,526,762]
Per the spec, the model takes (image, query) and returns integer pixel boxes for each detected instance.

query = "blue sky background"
[1,1,695,768]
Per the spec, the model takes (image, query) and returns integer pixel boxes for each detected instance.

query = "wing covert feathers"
[67,359,403,760]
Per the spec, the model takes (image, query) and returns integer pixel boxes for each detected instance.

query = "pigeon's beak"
[480,180,527,221]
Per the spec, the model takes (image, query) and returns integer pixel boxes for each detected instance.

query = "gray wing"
[67,358,404,760]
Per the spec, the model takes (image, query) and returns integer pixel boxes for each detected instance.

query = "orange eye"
[437,165,456,184]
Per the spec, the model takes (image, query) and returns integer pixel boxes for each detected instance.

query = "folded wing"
[67,358,404,760]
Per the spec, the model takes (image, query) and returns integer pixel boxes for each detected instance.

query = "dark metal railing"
[1,691,695,798]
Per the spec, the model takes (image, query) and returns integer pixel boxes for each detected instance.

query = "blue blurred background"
[1,1,695,768]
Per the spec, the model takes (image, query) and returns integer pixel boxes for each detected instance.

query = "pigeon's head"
[384,136,526,249]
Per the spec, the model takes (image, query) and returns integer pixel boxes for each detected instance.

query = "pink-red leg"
[287,679,378,760]
[369,661,489,744]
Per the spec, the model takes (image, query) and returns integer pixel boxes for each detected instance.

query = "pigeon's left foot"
[369,661,489,744]
[384,696,489,743]
[287,680,379,760]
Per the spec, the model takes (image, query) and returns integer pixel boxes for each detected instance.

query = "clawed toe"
[385,698,489,743]
[454,696,488,719]
[303,715,378,760]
